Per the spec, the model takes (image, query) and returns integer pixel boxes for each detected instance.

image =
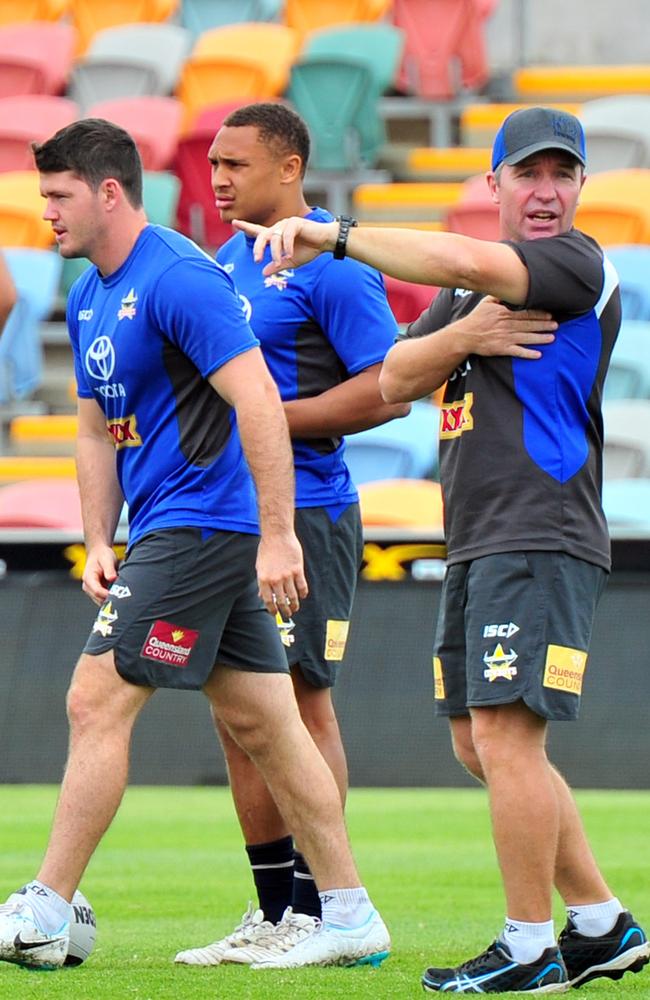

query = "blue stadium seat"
[602,477,650,531]
[603,320,650,400]
[344,399,439,485]
[606,245,650,320]
[0,248,62,402]
[180,0,282,40]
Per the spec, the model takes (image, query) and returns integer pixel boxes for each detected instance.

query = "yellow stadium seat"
[576,169,650,245]
[177,24,299,128]
[358,478,444,530]
[68,0,179,54]
[0,0,68,23]
[353,181,463,222]
[459,102,582,147]
[285,0,390,38]
[9,415,77,455]
[0,171,53,248]
[407,146,491,181]
[513,65,650,102]
[0,456,76,482]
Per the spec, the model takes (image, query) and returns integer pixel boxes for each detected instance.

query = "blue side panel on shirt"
[512,310,602,483]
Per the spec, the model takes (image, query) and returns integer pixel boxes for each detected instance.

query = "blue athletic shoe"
[421,939,568,993]
[558,910,649,988]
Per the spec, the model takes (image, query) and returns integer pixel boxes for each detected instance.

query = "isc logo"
[483,621,519,639]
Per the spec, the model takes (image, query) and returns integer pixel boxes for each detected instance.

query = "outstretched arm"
[232,217,531,306]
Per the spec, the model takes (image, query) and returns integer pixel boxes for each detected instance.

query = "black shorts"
[84,528,289,690]
[433,551,607,721]
[284,504,364,688]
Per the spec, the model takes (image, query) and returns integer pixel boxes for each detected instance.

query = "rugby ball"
[65,889,96,966]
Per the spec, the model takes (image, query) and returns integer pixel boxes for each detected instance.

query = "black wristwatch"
[333,214,358,260]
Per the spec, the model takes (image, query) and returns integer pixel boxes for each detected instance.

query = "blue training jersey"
[67,225,260,546]
[217,207,399,507]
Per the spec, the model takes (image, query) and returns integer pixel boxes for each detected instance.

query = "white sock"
[567,897,624,936]
[319,887,373,928]
[19,881,72,934]
[501,918,556,964]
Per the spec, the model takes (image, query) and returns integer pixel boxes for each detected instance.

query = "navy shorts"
[84,527,289,690]
[433,551,607,721]
[283,504,363,688]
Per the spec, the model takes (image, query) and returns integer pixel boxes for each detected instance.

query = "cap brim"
[502,140,586,167]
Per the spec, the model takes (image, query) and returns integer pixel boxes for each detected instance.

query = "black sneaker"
[422,939,568,993]
[558,910,649,988]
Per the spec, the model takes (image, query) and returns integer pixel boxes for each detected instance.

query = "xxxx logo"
[106,414,142,449]
[440,392,474,439]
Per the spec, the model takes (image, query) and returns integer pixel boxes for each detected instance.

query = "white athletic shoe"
[174,902,275,966]
[224,907,319,964]
[0,894,69,970]
[251,908,391,969]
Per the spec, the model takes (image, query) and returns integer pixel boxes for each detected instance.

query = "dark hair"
[223,102,310,176]
[32,118,143,208]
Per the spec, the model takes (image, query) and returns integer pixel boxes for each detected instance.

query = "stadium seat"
[580,96,650,173]
[85,97,183,171]
[444,172,499,240]
[0,22,76,97]
[177,23,298,128]
[345,400,440,485]
[576,169,650,245]
[180,0,282,40]
[0,478,82,529]
[298,24,405,167]
[286,58,372,170]
[392,0,490,100]
[406,146,491,181]
[513,65,650,103]
[174,99,248,248]
[459,102,582,147]
[382,274,438,324]
[0,248,62,402]
[603,399,650,479]
[0,95,78,172]
[605,246,650,321]
[68,23,191,111]
[357,477,444,529]
[353,181,463,223]
[0,456,76,482]
[285,0,391,38]
[9,413,77,455]
[602,477,650,531]
[603,320,650,401]
[0,171,54,248]
[142,171,180,228]
[67,0,180,54]
[0,0,69,23]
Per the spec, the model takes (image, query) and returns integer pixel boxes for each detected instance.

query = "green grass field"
[0,786,648,999]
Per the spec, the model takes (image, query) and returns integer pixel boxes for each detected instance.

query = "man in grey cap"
[234,106,649,992]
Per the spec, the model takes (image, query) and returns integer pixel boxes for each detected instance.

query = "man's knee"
[450,716,484,782]
[66,652,149,734]
[293,675,339,746]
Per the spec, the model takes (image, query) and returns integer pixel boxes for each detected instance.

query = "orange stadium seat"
[85,96,183,171]
[67,0,179,54]
[353,181,463,223]
[0,95,78,172]
[358,478,444,530]
[0,171,53,248]
[0,0,69,22]
[513,65,650,103]
[177,24,299,128]
[576,169,650,245]
[459,102,582,147]
[285,0,391,38]
[0,22,76,97]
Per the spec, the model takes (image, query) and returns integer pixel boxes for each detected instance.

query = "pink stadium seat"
[444,173,499,240]
[0,95,78,172]
[86,96,183,171]
[0,478,82,531]
[382,274,439,324]
[0,22,76,97]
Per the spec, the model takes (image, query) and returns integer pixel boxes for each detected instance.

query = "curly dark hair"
[223,102,310,177]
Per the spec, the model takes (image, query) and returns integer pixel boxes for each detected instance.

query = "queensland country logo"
[543,644,587,695]
[440,392,474,439]
[140,620,199,668]
[433,656,446,700]
[106,414,142,449]
[117,287,138,320]
[483,642,518,682]
[92,600,118,637]
[324,619,350,662]
[275,610,296,647]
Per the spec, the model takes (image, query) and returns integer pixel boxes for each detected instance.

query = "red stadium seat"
[0,95,78,172]
[444,173,499,240]
[382,274,438,324]
[0,22,76,97]
[0,478,82,531]
[86,96,183,171]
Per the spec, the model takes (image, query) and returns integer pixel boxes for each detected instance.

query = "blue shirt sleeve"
[308,256,399,374]
[149,255,259,378]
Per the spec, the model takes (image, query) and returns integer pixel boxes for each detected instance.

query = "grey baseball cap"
[491,107,586,171]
